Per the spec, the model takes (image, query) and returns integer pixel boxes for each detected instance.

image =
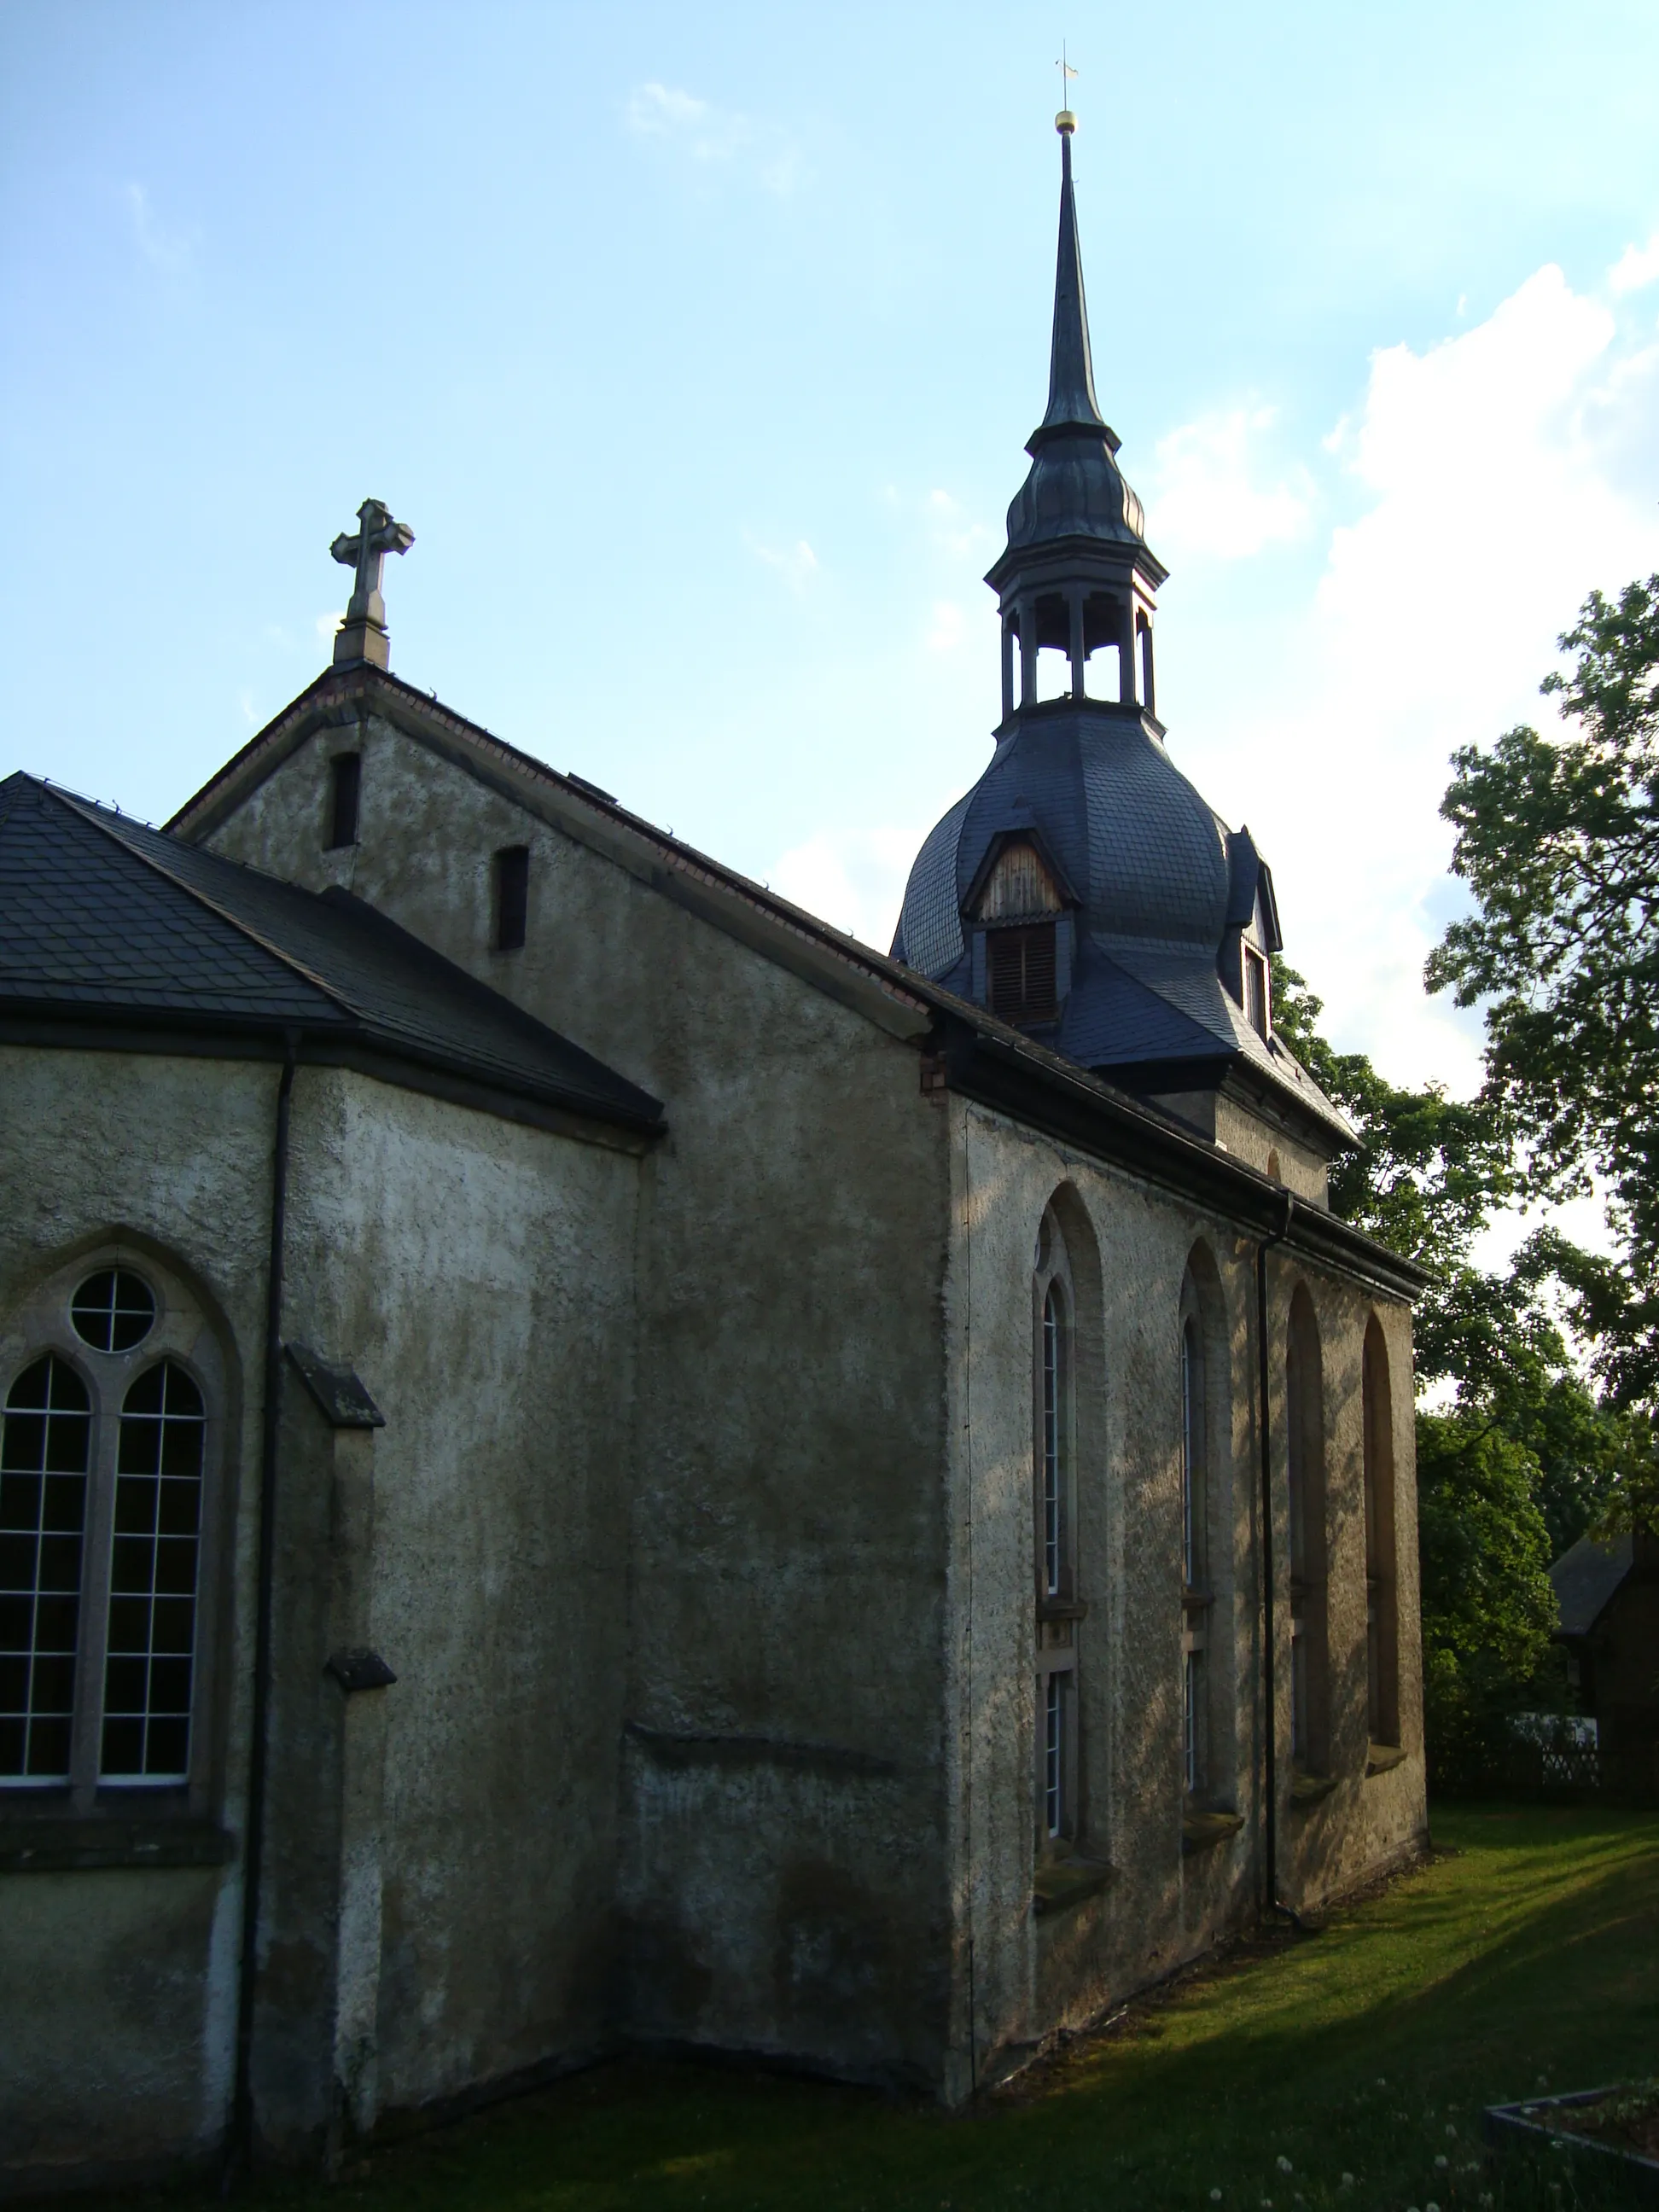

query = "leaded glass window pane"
[70,1268,155,1353]
[1,1353,90,1782]
[102,1361,204,1784]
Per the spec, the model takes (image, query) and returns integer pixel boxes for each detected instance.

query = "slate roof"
[0,772,661,1133]
[891,704,1349,1143]
[1549,1533,1634,1639]
[892,125,1348,1148]
[157,658,1427,1300]
[998,126,1155,566]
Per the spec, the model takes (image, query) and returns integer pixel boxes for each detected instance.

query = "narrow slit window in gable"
[328,754,361,849]
[494,846,529,952]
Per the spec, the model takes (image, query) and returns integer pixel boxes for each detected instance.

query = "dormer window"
[969,835,1072,1030]
[989,924,1057,1024]
[1244,946,1270,1038]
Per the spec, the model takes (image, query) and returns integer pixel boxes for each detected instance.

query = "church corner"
[0,116,1427,2192]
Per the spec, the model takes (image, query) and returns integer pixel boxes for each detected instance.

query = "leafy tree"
[1415,1413,1560,1779]
[1427,574,1659,1414]
[1272,958,1632,1764]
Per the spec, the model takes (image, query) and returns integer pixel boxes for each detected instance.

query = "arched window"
[2,1354,92,1783]
[1032,1192,1103,1860]
[1178,1247,1234,1812]
[1034,1257,1076,1844]
[1042,1285,1065,1599]
[1285,1285,1330,1775]
[1180,1315,1206,1795]
[0,1252,223,1805]
[1363,1318,1400,1748]
[103,1361,206,1783]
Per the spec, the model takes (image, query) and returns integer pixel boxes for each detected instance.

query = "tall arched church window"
[2,1355,92,1783]
[0,1254,223,1808]
[1180,1316,1208,1794]
[1042,1287,1064,1598]
[1285,1286,1330,1775]
[1033,1208,1080,1851]
[1362,1319,1400,1748]
[103,1362,206,1783]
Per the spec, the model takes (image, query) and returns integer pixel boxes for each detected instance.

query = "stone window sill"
[1033,1854,1115,1916]
[0,1814,234,1874]
[1365,1741,1407,1777]
[1036,1596,1087,1622]
[1289,1770,1339,1808]
[1181,1807,1245,1854]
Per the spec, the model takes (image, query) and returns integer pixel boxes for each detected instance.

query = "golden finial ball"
[1055,108,1076,133]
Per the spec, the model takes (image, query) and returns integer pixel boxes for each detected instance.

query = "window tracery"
[0,1251,222,1804]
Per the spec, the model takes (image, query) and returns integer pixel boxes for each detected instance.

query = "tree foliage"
[1272,956,1634,1764]
[1427,573,1659,1412]
[1415,1413,1559,1773]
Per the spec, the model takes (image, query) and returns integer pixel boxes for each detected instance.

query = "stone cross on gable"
[329,498,415,670]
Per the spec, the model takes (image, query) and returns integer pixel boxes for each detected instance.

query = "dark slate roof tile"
[0,772,661,1132]
[1549,1533,1633,1638]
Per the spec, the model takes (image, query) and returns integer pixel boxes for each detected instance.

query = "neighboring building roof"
[160,663,1426,1306]
[1550,1533,1634,1639]
[0,771,662,1138]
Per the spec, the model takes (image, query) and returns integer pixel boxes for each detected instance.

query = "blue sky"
[3,0,1658,1115]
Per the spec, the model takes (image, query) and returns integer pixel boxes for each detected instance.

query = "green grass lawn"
[115,1805,1659,2212]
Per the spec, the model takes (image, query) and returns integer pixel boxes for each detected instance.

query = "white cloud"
[769,825,925,949]
[1147,405,1314,559]
[925,599,968,654]
[124,182,194,274]
[745,533,818,593]
[923,487,996,557]
[625,81,800,195]
[1176,262,1659,1095]
[1609,231,1659,294]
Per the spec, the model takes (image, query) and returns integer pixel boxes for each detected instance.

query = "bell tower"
[984,111,1167,730]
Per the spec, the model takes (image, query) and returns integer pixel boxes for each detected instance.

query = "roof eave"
[941,1016,1429,1304]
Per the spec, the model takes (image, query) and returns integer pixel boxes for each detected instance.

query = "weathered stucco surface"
[2,696,1429,2186]
[0,1042,644,2183]
[205,713,961,2091]
[941,1100,1424,2088]
[249,1067,643,2151]
[0,1045,271,2186]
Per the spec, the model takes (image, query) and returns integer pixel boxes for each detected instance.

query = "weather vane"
[1056,44,1079,131]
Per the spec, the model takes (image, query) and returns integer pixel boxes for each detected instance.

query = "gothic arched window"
[1,1354,92,1783]
[1042,1284,1066,1600]
[1285,1285,1330,1776]
[1033,1207,1080,1849]
[1178,1248,1232,1808]
[1363,1318,1400,1749]
[0,1252,224,1805]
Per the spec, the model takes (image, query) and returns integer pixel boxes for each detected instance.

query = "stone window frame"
[1178,1247,1235,1813]
[1362,1315,1400,1752]
[0,1242,232,1840]
[1033,1209,1080,1855]
[1179,1292,1209,1798]
[1284,1283,1331,1778]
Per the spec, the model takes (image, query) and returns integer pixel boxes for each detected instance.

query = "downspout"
[227,1033,299,2186]
[1256,1190,1294,1917]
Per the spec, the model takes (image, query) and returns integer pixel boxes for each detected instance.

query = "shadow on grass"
[78,1805,1659,2212]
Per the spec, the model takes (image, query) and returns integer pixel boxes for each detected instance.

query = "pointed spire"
[1033,119,1109,450]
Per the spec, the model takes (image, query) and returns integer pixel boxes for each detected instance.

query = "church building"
[0,117,1426,2190]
